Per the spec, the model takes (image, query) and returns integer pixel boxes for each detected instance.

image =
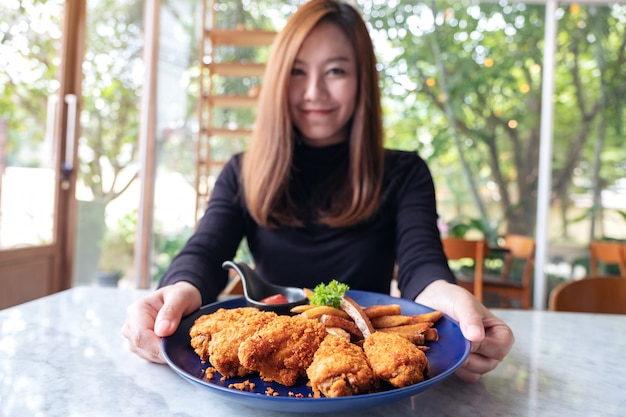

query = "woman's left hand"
[415,279,515,382]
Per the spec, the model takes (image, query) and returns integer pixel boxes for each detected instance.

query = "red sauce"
[259,294,289,304]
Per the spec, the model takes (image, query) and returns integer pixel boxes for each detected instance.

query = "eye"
[327,67,347,76]
[290,67,306,76]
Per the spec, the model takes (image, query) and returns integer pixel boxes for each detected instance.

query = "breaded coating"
[363,331,429,388]
[238,315,326,386]
[206,309,278,377]
[307,334,380,398]
[189,307,275,367]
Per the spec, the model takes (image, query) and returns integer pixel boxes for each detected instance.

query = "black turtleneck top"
[159,143,455,305]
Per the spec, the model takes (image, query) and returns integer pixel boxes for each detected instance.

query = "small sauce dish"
[222,261,308,315]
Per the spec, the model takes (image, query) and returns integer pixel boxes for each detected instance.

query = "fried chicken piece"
[207,309,278,378]
[189,307,275,367]
[363,331,429,388]
[307,334,380,398]
[237,315,326,386]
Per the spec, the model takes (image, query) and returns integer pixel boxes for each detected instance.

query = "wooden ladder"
[195,0,277,222]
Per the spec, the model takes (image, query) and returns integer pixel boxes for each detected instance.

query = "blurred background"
[1,0,624,308]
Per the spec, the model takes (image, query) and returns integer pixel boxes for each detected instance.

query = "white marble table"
[0,287,624,417]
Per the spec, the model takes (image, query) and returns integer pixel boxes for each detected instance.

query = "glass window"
[73,0,144,287]
[0,0,64,249]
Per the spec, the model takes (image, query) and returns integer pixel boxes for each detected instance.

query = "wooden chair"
[441,237,487,302]
[220,269,244,295]
[588,240,626,277]
[221,276,244,295]
[483,234,535,309]
[549,276,626,314]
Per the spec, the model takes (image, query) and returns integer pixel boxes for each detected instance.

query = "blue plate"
[161,290,470,413]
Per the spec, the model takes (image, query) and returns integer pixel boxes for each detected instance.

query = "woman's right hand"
[415,280,514,382]
[121,281,202,363]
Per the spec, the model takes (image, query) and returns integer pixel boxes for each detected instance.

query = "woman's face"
[288,21,358,147]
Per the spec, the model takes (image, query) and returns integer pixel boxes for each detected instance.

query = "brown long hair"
[241,0,384,228]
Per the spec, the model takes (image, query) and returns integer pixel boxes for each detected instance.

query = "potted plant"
[95,210,137,287]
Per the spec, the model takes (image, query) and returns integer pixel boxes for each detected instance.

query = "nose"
[303,73,327,101]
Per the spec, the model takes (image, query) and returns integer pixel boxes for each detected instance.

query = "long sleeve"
[388,151,456,300]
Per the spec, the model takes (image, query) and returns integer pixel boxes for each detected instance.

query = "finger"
[154,303,181,338]
[461,319,485,346]
[122,304,166,363]
[420,281,487,345]
[454,366,481,383]
[153,284,199,338]
[122,320,165,363]
[473,317,515,360]
[455,351,500,383]
[452,296,486,345]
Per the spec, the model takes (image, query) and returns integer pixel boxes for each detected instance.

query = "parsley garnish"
[310,280,350,309]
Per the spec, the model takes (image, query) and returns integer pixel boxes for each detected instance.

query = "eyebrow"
[293,56,352,66]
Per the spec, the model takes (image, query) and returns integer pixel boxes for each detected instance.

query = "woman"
[122,0,513,383]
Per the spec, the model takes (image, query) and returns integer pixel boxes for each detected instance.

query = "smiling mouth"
[302,108,333,116]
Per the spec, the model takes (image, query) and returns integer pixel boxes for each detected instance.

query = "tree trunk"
[429,3,491,233]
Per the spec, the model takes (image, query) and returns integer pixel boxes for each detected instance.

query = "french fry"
[339,295,375,338]
[290,304,316,314]
[297,305,351,320]
[377,322,433,346]
[371,315,412,328]
[296,294,442,349]
[378,328,425,345]
[371,310,442,327]
[363,304,402,319]
[324,326,351,341]
[319,314,363,338]
[303,288,314,299]
[408,311,443,324]
[424,328,439,341]
[379,322,434,335]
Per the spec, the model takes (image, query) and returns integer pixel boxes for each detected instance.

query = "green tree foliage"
[553,5,626,239]
[79,0,144,203]
[2,0,625,246]
[0,0,63,167]
[365,1,626,239]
